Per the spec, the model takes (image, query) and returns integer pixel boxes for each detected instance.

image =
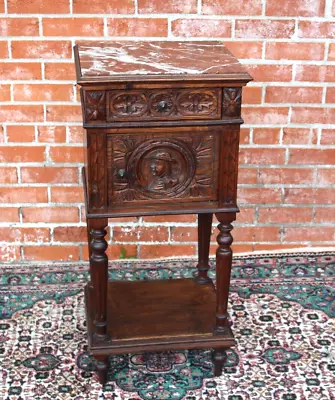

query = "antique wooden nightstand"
[74,41,252,385]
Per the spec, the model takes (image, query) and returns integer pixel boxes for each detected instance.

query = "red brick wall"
[0,0,334,262]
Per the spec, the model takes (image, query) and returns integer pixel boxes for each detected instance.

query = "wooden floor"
[85,278,235,355]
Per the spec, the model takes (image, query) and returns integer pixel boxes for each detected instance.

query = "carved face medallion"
[127,140,196,199]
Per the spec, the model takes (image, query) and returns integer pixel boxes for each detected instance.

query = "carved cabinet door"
[107,129,221,206]
[86,126,240,211]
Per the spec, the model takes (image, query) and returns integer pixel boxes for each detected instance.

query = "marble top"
[75,41,252,83]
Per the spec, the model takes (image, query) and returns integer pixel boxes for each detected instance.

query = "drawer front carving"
[107,131,219,205]
[83,88,221,124]
[177,90,218,116]
[107,89,220,122]
[109,92,148,118]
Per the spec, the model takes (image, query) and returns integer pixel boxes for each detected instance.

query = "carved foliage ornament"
[84,88,243,122]
[110,92,147,117]
[178,91,217,115]
[223,87,242,118]
[84,91,106,122]
[107,89,220,120]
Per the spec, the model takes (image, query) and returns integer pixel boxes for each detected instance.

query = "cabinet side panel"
[83,128,88,192]
[87,130,107,210]
[218,126,240,207]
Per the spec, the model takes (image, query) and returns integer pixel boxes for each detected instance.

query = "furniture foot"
[195,213,213,285]
[89,218,109,339]
[95,355,109,385]
[212,348,227,377]
[214,212,235,334]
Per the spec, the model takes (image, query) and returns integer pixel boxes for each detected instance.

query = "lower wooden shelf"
[85,278,235,355]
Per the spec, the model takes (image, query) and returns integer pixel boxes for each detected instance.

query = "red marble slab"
[74,41,252,84]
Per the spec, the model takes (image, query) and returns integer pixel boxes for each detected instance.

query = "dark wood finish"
[219,126,240,206]
[106,88,221,121]
[213,348,227,377]
[82,169,240,218]
[84,91,106,122]
[95,354,109,385]
[84,126,241,214]
[86,218,92,258]
[109,279,216,340]
[81,87,243,126]
[87,132,106,210]
[195,213,213,284]
[75,40,252,384]
[107,129,219,206]
[89,218,109,339]
[81,117,244,130]
[214,212,235,333]
[85,280,235,352]
[223,87,242,118]
[82,87,245,125]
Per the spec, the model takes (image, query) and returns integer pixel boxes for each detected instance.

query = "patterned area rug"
[0,252,334,400]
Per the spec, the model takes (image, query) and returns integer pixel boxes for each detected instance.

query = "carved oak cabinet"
[74,41,252,384]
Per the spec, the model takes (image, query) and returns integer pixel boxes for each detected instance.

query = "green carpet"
[0,252,334,399]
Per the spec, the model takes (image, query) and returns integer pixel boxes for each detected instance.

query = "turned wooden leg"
[195,213,213,284]
[214,212,235,334]
[87,218,92,258]
[212,348,227,376]
[89,218,109,339]
[95,354,109,385]
[86,219,94,298]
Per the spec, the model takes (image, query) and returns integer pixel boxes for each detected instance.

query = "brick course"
[0,0,334,261]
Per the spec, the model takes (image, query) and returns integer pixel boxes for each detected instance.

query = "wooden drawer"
[107,88,221,121]
[82,88,228,125]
